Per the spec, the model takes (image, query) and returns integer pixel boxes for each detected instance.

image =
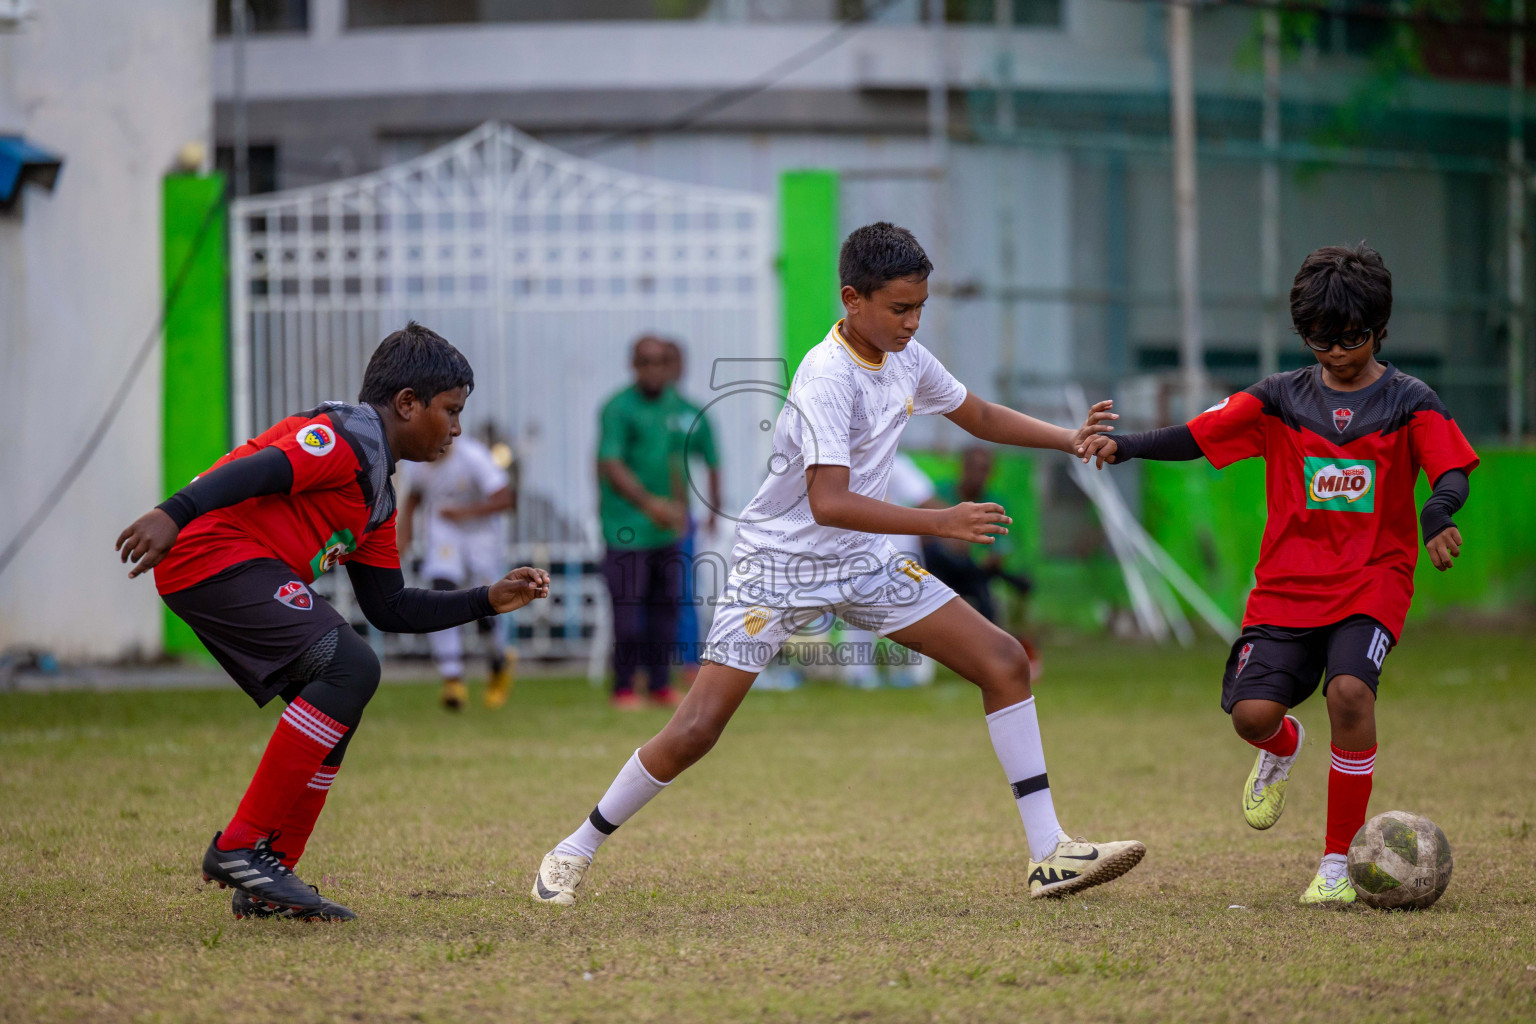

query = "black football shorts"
[1219,614,1395,713]
[161,558,347,706]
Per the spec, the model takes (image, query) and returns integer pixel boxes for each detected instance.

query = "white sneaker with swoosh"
[1027,831,1146,899]
[530,851,591,906]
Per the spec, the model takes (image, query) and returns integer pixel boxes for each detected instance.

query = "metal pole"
[230,0,249,199]
[1509,0,1527,443]
[995,0,1014,137]
[928,0,948,169]
[996,0,1017,389]
[1169,0,1206,418]
[1259,4,1281,379]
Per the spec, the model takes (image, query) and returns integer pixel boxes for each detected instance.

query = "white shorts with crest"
[700,540,957,673]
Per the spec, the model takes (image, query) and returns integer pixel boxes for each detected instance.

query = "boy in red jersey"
[1080,244,1477,904]
[116,323,550,921]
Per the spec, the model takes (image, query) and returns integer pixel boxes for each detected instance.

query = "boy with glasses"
[1079,243,1478,904]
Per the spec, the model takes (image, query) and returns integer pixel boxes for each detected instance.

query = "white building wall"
[0,0,211,659]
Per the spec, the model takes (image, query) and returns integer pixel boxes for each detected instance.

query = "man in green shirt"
[597,336,689,708]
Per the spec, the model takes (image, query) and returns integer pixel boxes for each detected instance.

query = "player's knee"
[1327,675,1375,723]
[976,633,1032,691]
[1231,701,1284,742]
[327,628,381,708]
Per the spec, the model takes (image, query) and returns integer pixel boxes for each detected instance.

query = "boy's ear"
[841,284,861,313]
[392,387,422,418]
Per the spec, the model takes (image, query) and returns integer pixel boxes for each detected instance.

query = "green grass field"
[3,628,1535,1023]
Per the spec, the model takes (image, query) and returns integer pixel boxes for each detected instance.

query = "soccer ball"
[1347,810,1453,910]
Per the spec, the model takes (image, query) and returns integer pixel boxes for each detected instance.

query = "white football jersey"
[731,322,966,575]
[399,435,510,549]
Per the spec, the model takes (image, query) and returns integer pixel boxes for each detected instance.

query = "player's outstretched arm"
[805,464,1011,543]
[115,446,294,578]
[944,393,1117,455]
[1080,423,1205,469]
[345,562,550,633]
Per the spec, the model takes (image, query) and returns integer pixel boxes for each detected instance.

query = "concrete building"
[0,0,212,658]
[216,0,1525,439]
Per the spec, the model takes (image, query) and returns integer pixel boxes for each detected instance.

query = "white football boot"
[530,851,591,906]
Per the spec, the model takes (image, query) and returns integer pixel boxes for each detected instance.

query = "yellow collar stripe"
[833,321,886,371]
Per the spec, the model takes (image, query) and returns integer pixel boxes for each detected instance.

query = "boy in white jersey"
[530,223,1144,903]
[398,433,515,710]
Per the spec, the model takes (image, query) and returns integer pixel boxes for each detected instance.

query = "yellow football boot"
[1243,715,1305,830]
[440,678,468,712]
[1027,831,1146,899]
[484,648,517,710]
[1300,857,1356,905]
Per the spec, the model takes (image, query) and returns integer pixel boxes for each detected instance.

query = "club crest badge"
[296,423,336,456]
[743,606,773,637]
[1332,407,1354,433]
[274,580,313,610]
[1235,642,1253,677]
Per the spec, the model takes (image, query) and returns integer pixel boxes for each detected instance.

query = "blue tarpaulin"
[0,136,63,207]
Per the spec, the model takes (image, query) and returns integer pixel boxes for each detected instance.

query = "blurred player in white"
[841,452,939,689]
[399,433,515,710]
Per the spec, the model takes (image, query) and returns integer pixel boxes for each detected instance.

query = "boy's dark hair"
[839,222,933,296]
[1290,242,1392,351]
[358,321,474,406]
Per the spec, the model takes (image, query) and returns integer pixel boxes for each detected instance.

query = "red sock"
[1247,716,1299,757]
[1325,743,1376,855]
[218,698,348,851]
[271,766,339,869]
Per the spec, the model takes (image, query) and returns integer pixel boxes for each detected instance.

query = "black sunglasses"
[1303,327,1374,353]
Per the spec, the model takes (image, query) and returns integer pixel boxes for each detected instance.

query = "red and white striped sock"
[217,699,348,852]
[271,766,339,869]
[1324,743,1376,856]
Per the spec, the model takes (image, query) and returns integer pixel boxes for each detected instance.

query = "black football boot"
[201,832,328,914]
[231,885,357,921]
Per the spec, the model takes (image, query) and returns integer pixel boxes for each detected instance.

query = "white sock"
[552,750,669,859]
[986,697,1064,862]
[1319,852,1348,881]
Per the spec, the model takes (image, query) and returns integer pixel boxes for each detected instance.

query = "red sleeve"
[1186,390,1266,469]
[267,414,364,494]
[1409,408,1479,483]
[348,512,400,569]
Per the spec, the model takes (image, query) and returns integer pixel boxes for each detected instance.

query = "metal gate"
[229,122,777,661]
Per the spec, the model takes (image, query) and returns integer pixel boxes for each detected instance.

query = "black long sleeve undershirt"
[1110,424,1204,464]
[157,446,294,529]
[345,561,494,634]
[1420,469,1470,544]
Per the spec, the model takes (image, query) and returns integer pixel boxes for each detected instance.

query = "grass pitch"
[3,627,1534,1023]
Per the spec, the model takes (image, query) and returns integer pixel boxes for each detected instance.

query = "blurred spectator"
[660,340,722,685]
[922,444,1036,631]
[398,433,515,711]
[596,337,688,709]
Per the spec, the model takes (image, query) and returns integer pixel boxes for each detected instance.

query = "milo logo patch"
[1304,457,1376,513]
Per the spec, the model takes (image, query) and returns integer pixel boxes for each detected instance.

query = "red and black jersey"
[154,402,400,595]
[1188,364,1478,640]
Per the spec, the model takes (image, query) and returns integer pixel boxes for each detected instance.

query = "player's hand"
[1426,526,1462,571]
[489,566,552,613]
[115,509,179,579]
[1079,434,1119,468]
[1071,399,1117,454]
[936,502,1011,544]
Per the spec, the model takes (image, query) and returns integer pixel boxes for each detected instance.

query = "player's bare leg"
[531,662,757,904]
[886,597,1145,897]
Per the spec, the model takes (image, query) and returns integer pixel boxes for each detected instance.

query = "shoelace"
[251,837,294,878]
[1318,858,1349,884]
[1253,752,1292,797]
